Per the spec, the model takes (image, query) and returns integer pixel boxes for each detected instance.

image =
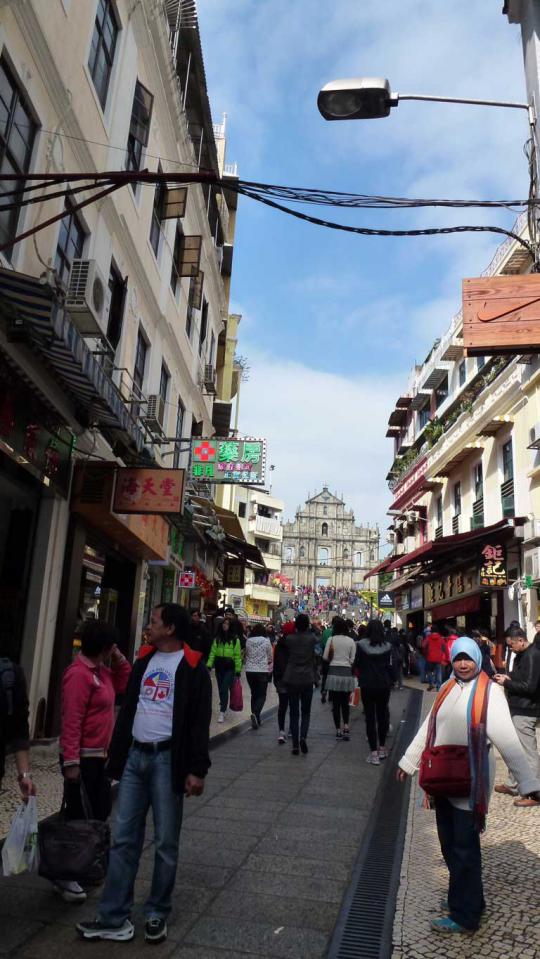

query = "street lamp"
[317,76,533,124]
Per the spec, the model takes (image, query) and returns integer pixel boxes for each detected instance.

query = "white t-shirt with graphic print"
[132,649,184,743]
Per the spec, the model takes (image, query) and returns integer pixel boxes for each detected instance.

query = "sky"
[196,0,529,532]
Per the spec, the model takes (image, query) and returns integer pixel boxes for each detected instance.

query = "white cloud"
[237,346,406,529]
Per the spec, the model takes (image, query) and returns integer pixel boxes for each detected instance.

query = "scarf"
[429,671,491,831]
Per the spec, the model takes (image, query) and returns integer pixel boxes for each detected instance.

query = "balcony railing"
[435,525,443,540]
[501,478,515,518]
[470,498,485,530]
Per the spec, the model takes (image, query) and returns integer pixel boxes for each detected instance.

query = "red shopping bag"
[229,677,243,712]
[349,686,360,708]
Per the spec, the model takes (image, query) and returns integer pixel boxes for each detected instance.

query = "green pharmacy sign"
[190,437,267,485]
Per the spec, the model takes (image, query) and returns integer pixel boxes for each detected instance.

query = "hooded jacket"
[106,644,212,793]
[60,652,131,766]
[355,638,394,690]
[504,642,540,717]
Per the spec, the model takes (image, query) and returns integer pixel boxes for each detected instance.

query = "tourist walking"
[424,624,445,691]
[76,604,211,944]
[58,620,131,902]
[283,613,317,755]
[0,652,34,800]
[397,637,540,935]
[244,624,273,729]
[273,624,292,743]
[493,626,540,806]
[355,619,394,764]
[322,616,356,740]
[206,617,243,722]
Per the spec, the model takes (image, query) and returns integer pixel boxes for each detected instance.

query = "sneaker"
[342,727,350,742]
[291,746,299,755]
[218,712,225,724]
[53,880,87,903]
[145,918,167,943]
[336,730,343,740]
[430,916,473,935]
[300,738,308,754]
[77,918,135,941]
[378,747,388,760]
[278,731,286,744]
[366,751,380,765]
[250,713,258,730]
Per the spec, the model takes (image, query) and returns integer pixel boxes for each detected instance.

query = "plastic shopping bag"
[229,676,243,712]
[2,797,39,876]
[349,685,360,708]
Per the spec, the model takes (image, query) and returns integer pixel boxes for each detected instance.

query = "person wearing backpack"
[0,654,35,802]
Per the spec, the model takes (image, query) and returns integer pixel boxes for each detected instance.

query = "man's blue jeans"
[99,747,183,926]
[426,662,442,690]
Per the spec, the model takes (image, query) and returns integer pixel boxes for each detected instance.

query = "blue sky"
[197,1,528,528]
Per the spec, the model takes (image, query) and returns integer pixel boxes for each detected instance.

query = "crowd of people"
[1,605,539,942]
[283,584,373,617]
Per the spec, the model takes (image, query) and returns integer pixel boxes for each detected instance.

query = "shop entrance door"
[0,451,40,661]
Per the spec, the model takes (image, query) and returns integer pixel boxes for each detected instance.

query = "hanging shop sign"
[479,542,507,588]
[378,590,394,609]
[223,558,246,589]
[463,274,540,356]
[113,467,185,514]
[190,437,266,485]
[178,570,196,588]
[424,567,477,609]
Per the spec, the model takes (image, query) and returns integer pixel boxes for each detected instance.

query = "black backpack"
[0,657,17,718]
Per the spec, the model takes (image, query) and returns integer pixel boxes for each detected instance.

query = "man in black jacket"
[0,655,35,802]
[494,627,540,808]
[77,604,212,944]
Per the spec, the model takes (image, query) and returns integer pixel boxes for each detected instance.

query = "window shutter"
[162,186,187,220]
[179,235,202,277]
[191,270,204,310]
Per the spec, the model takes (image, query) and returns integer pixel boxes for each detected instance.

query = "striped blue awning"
[0,267,145,453]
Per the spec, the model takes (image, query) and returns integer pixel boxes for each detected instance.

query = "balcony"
[244,582,281,605]
[249,515,282,539]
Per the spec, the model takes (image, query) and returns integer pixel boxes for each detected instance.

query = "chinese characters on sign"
[190,438,266,485]
[223,559,245,589]
[113,468,185,514]
[424,569,476,608]
[479,543,507,588]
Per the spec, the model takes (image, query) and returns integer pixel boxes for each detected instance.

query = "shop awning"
[387,519,518,573]
[223,535,266,570]
[191,496,245,540]
[385,566,423,592]
[363,557,393,581]
[0,268,145,452]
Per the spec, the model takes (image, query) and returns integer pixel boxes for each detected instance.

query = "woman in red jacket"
[57,620,131,902]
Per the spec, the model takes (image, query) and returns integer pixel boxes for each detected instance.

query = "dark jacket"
[106,644,212,793]
[283,632,317,688]
[272,636,289,691]
[505,642,540,717]
[355,638,394,691]
[0,660,30,781]
[190,622,212,662]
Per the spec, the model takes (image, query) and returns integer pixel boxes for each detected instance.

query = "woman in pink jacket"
[57,620,130,902]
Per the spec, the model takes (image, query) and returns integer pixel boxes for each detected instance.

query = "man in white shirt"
[77,604,211,945]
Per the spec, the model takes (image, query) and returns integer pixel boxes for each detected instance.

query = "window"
[88,0,119,109]
[300,546,305,558]
[436,495,443,528]
[0,59,37,254]
[133,329,147,394]
[159,363,169,410]
[172,397,185,468]
[418,404,430,430]
[435,375,448,409]
[477,355,485,371]
[474,462,483,501]
[149,165,165,256]
[170,223,184,296]
[343,548,349,559]
[238,502,246,518]
[323,505,328,515]
[318,546,329,565]
[54,199,85,286]
[453,481,461,516]
[199,298,208,356]
[107,263,126,350]
[502,439,514,482]
[354,552,363,568]
[126,80,153,176]
[321,522,328,536]
[284,546,293,564]
[458,360,466,387]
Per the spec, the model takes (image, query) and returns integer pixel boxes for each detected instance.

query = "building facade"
[281,487,379,590]
[0,0,245,735]
[225,486,283,622]
[380,210,540,648]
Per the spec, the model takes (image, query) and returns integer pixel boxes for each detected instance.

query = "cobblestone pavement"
[0,674,278,839]
[393,693,540,959]
[0,689,409,959]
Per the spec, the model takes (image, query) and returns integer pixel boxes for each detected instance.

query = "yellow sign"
[245,597,268,618]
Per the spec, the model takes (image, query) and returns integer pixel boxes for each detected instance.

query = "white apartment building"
[226,486,284,621]
[0,0,240,735]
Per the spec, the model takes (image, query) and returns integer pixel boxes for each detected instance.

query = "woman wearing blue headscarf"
[397,637,540,936]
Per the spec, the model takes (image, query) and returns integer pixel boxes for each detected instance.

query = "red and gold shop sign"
[223,558,245,589]
[424,567,477,609]
[113,468,185,514]
[463,274,540,356]
[479,543,507,588]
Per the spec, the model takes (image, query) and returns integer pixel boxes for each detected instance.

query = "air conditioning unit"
[405,510,417,523]
[523,518,540,543]
[66,259,111,336]
[524,546,540,581]
[386,531,396,543]
[143,394,165,435]
[204,364,217,394]
[529,421,540,449]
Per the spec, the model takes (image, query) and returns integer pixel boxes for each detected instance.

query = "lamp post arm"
[396,92,531,113]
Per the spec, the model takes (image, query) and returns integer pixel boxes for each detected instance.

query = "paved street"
[0,690,408,959]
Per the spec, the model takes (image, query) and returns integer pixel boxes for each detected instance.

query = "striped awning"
[0,268,145,452]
